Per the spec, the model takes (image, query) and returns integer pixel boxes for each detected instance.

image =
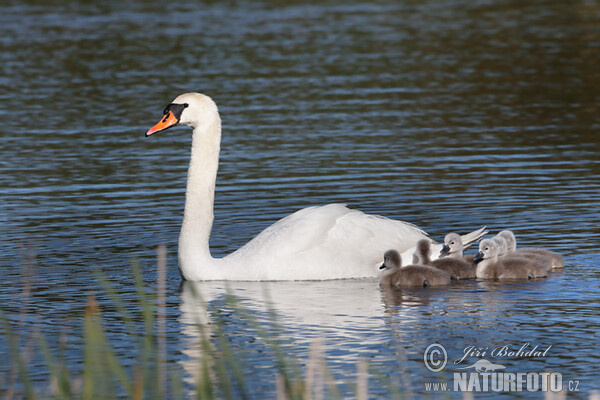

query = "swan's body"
[498,230,565,269]
[146,93,485,281]
[379,250,451,288]
[418,239,476,279]
[474,239,547,280]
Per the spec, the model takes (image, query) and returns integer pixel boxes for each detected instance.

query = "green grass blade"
[0,306,36,400]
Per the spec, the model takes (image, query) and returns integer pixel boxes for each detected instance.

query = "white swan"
[146,92,486,281]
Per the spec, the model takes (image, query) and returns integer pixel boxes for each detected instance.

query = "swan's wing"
[226,204,429,279]
[230,204,351,258]
[460,227,488,249]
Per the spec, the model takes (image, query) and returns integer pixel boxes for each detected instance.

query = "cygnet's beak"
[379,263,386,270]
[146,111,179,137]
[473,251,484,264]
[440,244,451,256]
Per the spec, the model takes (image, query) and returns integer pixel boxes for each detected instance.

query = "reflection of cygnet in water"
[417,239,476,279]
[498,230,565,269]
[474,239,548,280]
[379,250,452,288]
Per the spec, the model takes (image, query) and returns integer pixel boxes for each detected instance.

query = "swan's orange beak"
[146,111,179,137]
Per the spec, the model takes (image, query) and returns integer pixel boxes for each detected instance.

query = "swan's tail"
[460,226,488,250]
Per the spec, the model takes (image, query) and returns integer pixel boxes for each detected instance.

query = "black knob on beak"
[440,244,451,256]
[473,251,484,264]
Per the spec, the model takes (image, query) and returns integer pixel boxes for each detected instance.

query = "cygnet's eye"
[451,241,455,245]
[485,247,489,251]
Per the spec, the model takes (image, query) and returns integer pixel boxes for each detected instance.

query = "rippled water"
[1,0,599,398]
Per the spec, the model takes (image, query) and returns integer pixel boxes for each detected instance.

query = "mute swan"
[474,239,548,280]
[417,239,476,279]
[379,250,452,288]
[146,92,486,281]
[439,232,476,265]
[498,230,565,269]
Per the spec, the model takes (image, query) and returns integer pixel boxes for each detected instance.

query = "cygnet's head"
[492,236,508,257]
[473,239,498,264]
[497,230,517,252]
[146,92,219,136]
[380,250,402,271]
[440,232,463,256]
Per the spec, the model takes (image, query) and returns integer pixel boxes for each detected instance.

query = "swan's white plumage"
[222,204,429,280]
[147,93,485,281]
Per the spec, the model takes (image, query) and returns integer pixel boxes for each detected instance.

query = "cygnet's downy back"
[498,230,565,269]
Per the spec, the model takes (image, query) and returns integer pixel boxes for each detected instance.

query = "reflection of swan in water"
[177,279,544,395]
[177,280,438,392]
[179,280,385,331]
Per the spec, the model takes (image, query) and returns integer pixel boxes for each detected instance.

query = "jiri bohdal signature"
[454,342,552,365]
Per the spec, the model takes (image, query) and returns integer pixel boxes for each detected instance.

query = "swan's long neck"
[178,115,222,276]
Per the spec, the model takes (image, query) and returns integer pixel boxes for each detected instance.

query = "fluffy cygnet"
[439,232,476,265]
[498,230,565,269]
[380,249,452,288]
[474,239,548,280]
[493,234,551,271]
[491,236,509,257]
[418,239,476,279]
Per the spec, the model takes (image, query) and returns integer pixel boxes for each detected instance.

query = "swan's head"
[146,92,219,136]
[474,239,497,264]
[440,232,462,256]
[497,230,516,252]
[491,236,508,257]
[380,250,401,270]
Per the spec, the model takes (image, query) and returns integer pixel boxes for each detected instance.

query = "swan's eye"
[485,247,489,250]
[451,241,455,245]
[162,103,189,122]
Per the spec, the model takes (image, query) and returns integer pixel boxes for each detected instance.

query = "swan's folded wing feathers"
[460,227,488,248]
[228,204,429,274]
[328,210,430,268]
[229,204,350,260]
